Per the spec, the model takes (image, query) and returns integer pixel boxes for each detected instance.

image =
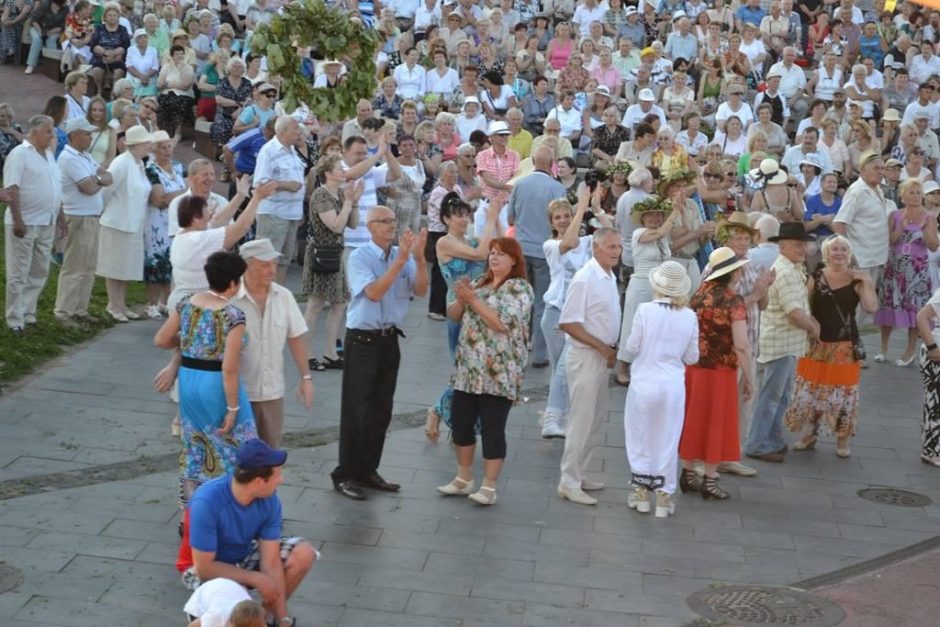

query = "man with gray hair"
[507,146,567,368]
[615,167,653,288]
[748,214,782,272]
[254,116,306,284]
[54,117,113,322]
[168,158,247,238]
[506,108,532,159]
[3,115,63,333]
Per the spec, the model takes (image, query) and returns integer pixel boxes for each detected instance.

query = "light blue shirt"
[346,241,417,330]
[506,171,567,259]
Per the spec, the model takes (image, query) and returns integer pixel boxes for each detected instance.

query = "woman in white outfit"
[615,195,680,384]
[621,261,699,518]
[96,125,153,322]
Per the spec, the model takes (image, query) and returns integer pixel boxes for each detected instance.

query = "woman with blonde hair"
[875,178,939,367]
[85,96,117,166]
[737,129,768,176]
[622,261,699,517]
[818,117,852,182]
[786,235,877,458]
[848,119,881,172]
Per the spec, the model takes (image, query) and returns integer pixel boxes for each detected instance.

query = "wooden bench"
[40,48,64,82]
[194,119,214,158]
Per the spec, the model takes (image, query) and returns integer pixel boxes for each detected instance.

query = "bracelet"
[927,343,938,352]
[226,405,239,412]
[301,374,313,380]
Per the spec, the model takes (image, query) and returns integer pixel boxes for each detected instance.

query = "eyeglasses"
[725,172,736,177]
[705,173,722,180]
[369,218,397,224]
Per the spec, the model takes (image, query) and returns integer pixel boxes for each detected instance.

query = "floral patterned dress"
[452,277,534,402]
[210,76,253,146]
[176,298,258,508]
[144,160,185,284]
[874,211,932,329]
[0,0,32,59]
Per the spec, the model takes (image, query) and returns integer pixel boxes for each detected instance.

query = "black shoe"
[532,360,550,369]
[333,479,366,500]
[308,358,326,372]
[679,468,701,493]
[701,476,730,500]
[360,472,400,492]
[322,355,344,369]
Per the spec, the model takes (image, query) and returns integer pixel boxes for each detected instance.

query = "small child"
[184,578,264,627]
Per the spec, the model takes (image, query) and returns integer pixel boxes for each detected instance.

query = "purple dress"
[874,211,931,329]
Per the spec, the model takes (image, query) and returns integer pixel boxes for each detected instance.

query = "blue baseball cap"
[236,439,287,469]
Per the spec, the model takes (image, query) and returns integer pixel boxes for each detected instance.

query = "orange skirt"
[785,341,860,437]
[679,365,740,464]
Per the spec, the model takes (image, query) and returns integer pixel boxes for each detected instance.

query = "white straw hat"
[705,247,749,282]
[649,261,691,298]
[124,125,154,146]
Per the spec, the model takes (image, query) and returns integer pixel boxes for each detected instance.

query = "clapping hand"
[453,277,477,305]
[411,228,428,258]
[397,229,415,264]
[346,179,365,205]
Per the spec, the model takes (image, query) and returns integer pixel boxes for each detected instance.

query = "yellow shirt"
[508,129,534,160]
[758,255,811,362]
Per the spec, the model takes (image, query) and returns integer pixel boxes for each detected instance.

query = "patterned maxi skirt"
[177,367,258,508]
[919,345,940,459]
[785,341,860,439]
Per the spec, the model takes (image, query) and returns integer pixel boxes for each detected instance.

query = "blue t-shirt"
[736,6,765,27]
[226,127,268,175]
[189,475,282,565]
[804,193,842,238]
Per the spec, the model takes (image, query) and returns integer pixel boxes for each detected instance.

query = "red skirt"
[679,365,740,464]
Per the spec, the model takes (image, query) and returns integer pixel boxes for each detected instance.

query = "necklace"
[208,290,230,303]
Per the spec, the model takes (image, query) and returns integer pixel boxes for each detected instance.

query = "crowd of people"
[5,0,940,624]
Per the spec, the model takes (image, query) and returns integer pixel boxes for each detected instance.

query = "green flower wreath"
[251,0,378,121]
[606,160,633,179]
[631,195,674,219]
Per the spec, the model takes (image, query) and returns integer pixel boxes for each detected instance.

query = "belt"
[181,356,222,371]
[350,327,406,338]
[673,253,695,260]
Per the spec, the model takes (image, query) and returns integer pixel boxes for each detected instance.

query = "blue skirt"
[178,366,258,506]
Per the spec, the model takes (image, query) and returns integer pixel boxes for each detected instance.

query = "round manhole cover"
[0,563,23,594]
[857,488,932,507]
[687,585,845,626]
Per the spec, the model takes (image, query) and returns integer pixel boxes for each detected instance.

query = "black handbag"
[308,246,342,274]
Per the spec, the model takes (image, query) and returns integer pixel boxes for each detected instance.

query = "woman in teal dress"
[425,193,500,441]
[154,251,258,510]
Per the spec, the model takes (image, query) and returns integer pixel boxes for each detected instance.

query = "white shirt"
[393,63,427,100]
[342,161,389,248]
[57,145,103,217]
[715,101,755,129]
[572,4,606,38]
[621,103,666,130]
[126,45,160,78]
[909,54,940,86]
[425,66,459,96]
[559,257,622,348]
[902,100,940,129]
[232,280,308,402]
[99,151,150,233]
[813,66,843,102]
[543,235,593,309]
[547,105,583,136]
[768,61,806,100]
[2,140,62,226]
[183,579,251,627]
[169,228,226,308]
[167,189,229,238]
[456,114,487,142]
[833,178,890,268]
[253,136,305,220]
[65,94,90,121]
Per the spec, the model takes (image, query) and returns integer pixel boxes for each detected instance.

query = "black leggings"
[451,390,512,459]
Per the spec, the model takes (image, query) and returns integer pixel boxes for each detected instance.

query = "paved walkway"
[1,65,938,626]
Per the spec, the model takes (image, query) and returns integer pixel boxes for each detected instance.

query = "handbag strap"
[820,271,856,341]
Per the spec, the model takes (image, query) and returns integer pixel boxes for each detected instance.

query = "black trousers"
[332,329,401,483]
[426,231,447,315]
[450,391,513,459]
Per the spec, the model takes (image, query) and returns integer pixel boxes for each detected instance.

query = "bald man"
[331,207,428,500]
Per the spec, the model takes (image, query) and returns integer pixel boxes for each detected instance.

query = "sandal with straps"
[701,476,730,500]
[468,486,498,505]
[438,477,475,495]
[679,468,701,493]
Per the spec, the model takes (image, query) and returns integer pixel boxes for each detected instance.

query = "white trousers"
[5,223,54,328]
[559,344,610,490]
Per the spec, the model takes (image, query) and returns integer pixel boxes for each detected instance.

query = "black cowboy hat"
[768,222,814,242]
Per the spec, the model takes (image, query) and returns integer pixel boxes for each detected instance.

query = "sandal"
[679,468,701,493]
[322,356,344,369]
[308,358,326,372]
[794,435,818,451]
[438,477,475,495]
[468,486,497,505]
[701,476,730,500]
[836,437,851,458]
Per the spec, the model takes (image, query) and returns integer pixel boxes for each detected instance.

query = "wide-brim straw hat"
[150,130,174,144]
[630,195,672,225]
[649,261,691,298]
[716,211,757,244]
[705,247,749,282]
[657,168,696,195]
[124,125,154,146]
[749,158,788,187]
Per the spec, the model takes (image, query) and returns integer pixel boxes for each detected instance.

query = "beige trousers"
[54,215,100,317]
[5,223,55,329]
[251,398,285,447]
[558,345,610,491]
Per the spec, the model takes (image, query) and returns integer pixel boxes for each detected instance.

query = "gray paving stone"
[316,543,429,571]
[522,602,641,627]
[338,607,459,626]
[377,527,485,556]
[423,552,535,582]
[470,575,586,607]
[404,591,526,624]
[357,567,473,596]
[14,596,168,626]
[26,531,146,561]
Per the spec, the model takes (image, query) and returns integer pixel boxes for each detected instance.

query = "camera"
[584,169,607,192]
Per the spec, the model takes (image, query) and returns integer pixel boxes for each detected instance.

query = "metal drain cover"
[687,585,845,626]
[0,563,23,594]
[857,488,932,507]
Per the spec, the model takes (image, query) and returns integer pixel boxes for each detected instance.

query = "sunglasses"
[705,173,723,180]
[261,91,277,97]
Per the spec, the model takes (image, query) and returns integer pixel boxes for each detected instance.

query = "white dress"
[621,300,700,495]
[96,152,152,281]
[616,228,671,363]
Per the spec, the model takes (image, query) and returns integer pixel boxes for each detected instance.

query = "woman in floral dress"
[210,56,252,168]
[437,238,533,506]
[0,0,33,64]
[154,250,258,512]
[144,131,186,319]
[874,179,939,366]
[786,235,877,458]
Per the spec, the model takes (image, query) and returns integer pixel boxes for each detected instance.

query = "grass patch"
[0,225,146,384]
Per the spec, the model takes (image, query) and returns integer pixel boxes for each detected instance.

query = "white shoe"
[716,461,758,476]
[873,354,886,363]
[146,304,164,319]
[557,485,598,505]
[627,486,650,513]
[437,477,475,496]
[24,66,33,74]
[655,491,675,518]
[123,309,141,320]
[540,410,565,439]
[468,486,497,505]
[581,479,605,491]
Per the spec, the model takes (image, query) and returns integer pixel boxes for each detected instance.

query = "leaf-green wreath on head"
[605,160,633,179]
[630,195,674,219]
[251,0,379,122]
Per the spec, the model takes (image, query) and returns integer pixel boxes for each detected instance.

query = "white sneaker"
[655,491,675,518]
[541,410,565,439]
[627,486,650,513]
[24,66,33,74]
[557,485,598,505]
[581,479,605,491]
[716,461,758,476]
[146,305,164,319]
